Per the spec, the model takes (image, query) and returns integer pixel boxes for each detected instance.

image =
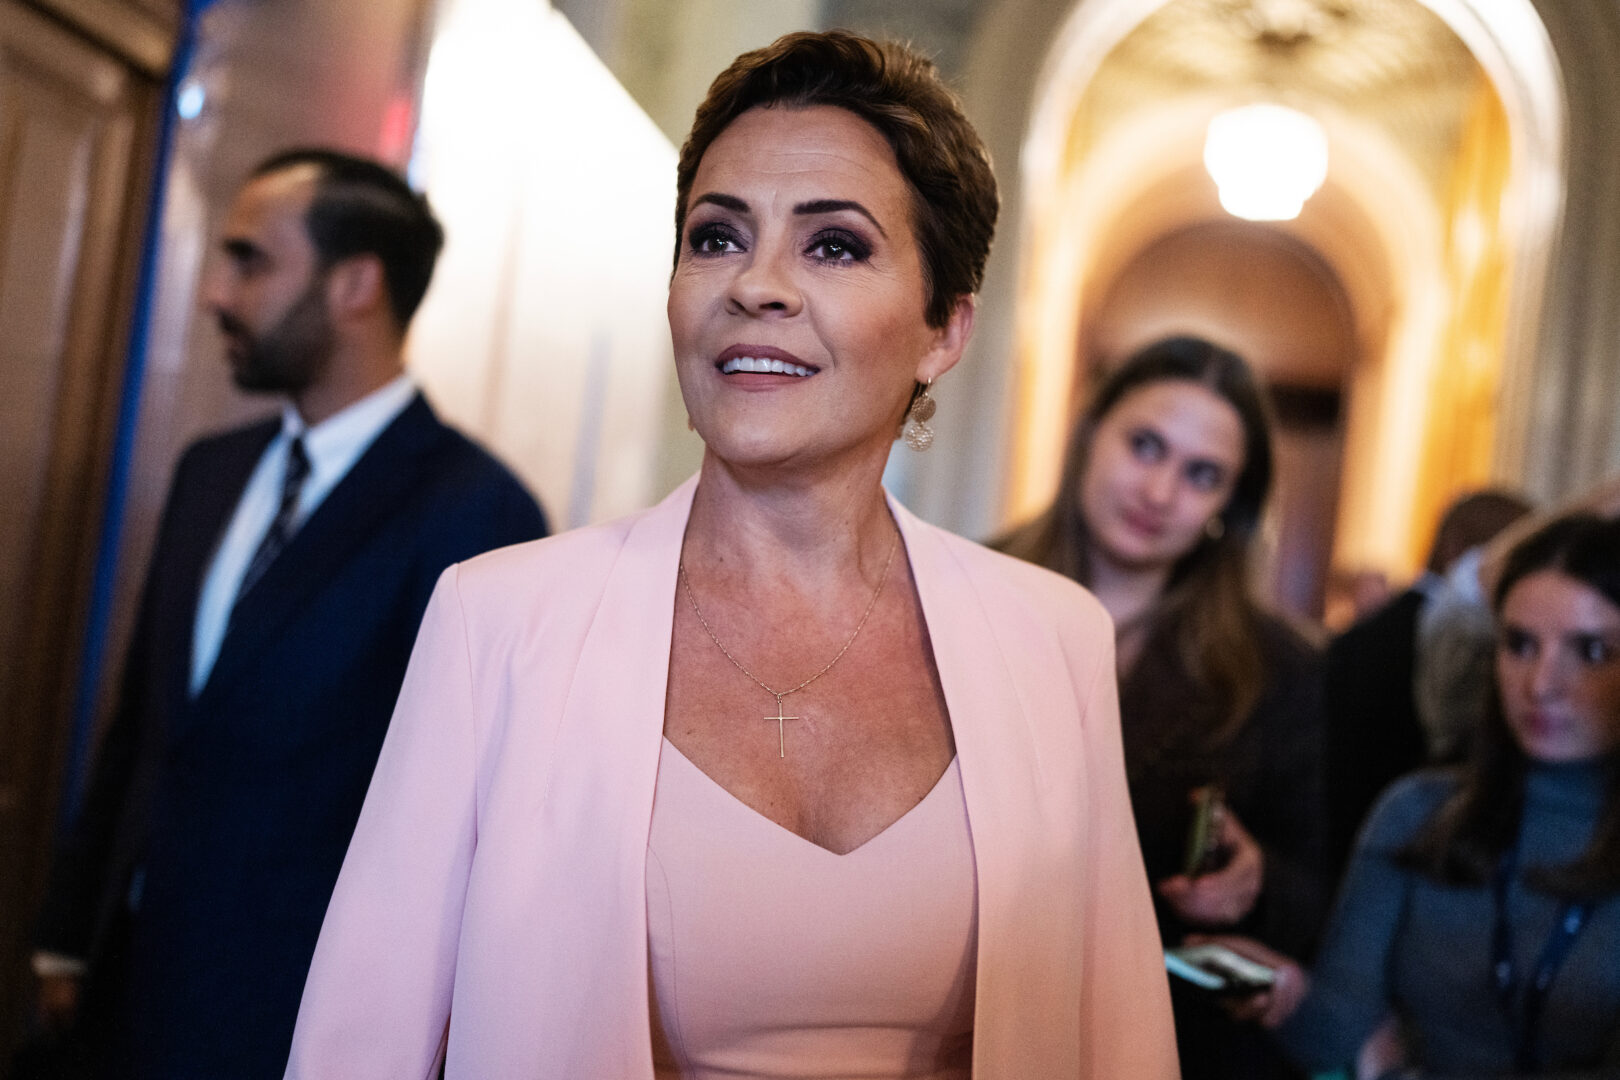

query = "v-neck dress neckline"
[647,739,978,1079]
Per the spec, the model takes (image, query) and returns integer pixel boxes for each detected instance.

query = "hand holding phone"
[1159,804,1265,926]
[1171,936,1311,1029]
[1165,943,1277,997]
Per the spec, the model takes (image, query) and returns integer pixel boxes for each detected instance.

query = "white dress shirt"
[189,374,418,695]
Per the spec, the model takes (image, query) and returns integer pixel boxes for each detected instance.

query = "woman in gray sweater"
[1218,514,1620,1078]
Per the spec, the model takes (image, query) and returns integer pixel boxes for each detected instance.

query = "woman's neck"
[1086,554,1171,633]
[1085,556,1171,675]
[1525,754,1613,817]
[682,449,898,590]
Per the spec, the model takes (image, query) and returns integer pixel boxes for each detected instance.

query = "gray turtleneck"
[1277,762,1620,1077]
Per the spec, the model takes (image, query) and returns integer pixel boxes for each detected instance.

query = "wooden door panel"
[0,0,138,774]
[0,0,155,1054]
[0,84,116,638]
[25,0,178,77]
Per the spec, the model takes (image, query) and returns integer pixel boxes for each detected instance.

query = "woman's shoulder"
[1357,767,1461,852]
[918,518,1113,639]
[441,499,669,627]
[457,515,631,581]
[1252,609,1326,667]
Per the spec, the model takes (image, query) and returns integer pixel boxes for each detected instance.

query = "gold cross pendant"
[764,694,800,758]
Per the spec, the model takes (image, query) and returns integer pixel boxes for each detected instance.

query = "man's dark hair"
[1425,488,1533,574]
[675,30,998,329]
[251,147,444,328]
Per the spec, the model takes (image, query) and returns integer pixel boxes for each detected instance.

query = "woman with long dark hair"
[1225,514,1620,1076]
[999,336,1328,1079]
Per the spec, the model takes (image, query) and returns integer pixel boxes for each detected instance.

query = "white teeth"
[719,356,814,377]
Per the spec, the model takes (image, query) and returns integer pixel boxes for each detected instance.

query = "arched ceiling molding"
[1416,0,1565,482]
[1064,98,1438,363]
[1523,3,1620,498]
[1033,96,1452,571]
[1419,0,1564,191]
[1010,0,1566,520]
[1021,0,1563,272]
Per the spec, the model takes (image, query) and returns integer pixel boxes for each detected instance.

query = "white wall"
[407,0,685,528]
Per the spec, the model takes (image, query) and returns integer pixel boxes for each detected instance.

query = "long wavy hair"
[995,336,1275,739]
[1398,514,1620,898]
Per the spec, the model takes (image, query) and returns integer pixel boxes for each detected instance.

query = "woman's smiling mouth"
[719,355,817,377]
[715,344,820,379]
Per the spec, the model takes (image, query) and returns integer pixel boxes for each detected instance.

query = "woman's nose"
[727,242,802,317]
[1140,462,1178,506]
[1527,650,1567,700]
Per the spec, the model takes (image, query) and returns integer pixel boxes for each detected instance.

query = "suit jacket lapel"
[157,420,280,716]
[195,395,442,707]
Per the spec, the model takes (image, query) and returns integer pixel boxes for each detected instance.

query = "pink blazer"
[285,478,1179,1079]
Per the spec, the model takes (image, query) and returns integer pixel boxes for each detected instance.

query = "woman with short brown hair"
[286,31,1176,1079]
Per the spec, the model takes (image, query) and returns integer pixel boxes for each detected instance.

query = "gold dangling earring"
[904,379,937,451]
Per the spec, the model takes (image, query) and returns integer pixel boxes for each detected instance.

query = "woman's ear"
[915,294,976,385]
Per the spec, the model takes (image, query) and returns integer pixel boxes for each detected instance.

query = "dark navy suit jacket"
[1321,586,1430,875]
[37,394,546,1079]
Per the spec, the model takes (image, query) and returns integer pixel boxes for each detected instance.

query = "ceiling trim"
[1009,0,1567,514]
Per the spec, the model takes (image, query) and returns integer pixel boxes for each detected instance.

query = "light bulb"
[1204,103,1329,222]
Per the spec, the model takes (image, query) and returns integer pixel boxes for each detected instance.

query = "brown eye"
[1573,634,1616,665]
[688,223,744,255]
[1499,627,1536,659]
[805,229,871,263]
[1185,461,1226,492]
[1127,430,1166,463]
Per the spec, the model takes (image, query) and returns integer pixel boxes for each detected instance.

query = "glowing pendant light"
[1203,103,1329,222]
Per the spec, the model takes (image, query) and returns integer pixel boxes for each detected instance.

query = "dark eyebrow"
[1569,628,1620,643]
[690,192,749,215]
[794,199,887,238]
[688,193,888,239]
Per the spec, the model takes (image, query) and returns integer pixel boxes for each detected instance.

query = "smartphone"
[1182,784,1226,877]
[1165,944,1277,996]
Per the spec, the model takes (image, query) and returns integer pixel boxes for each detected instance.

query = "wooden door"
[0,0,162,1053]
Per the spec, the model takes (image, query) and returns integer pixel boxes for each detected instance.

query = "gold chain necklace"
[677,528,901,758]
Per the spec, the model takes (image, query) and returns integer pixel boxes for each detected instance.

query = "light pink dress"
[647,740,977,1080]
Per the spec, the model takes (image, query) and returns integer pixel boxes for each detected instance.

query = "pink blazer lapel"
[890,496,1089,1075]
[526,481,1069,1076]
[494,478,695,1078]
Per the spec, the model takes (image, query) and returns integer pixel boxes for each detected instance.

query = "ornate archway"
[1006,0,1565,576]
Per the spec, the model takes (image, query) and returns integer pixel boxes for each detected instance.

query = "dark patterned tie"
[231,435,310,616]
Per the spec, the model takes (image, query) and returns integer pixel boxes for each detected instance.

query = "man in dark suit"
[1322,489,1528,874]
[30,149,547,1078]
[1322,585,1429,872]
